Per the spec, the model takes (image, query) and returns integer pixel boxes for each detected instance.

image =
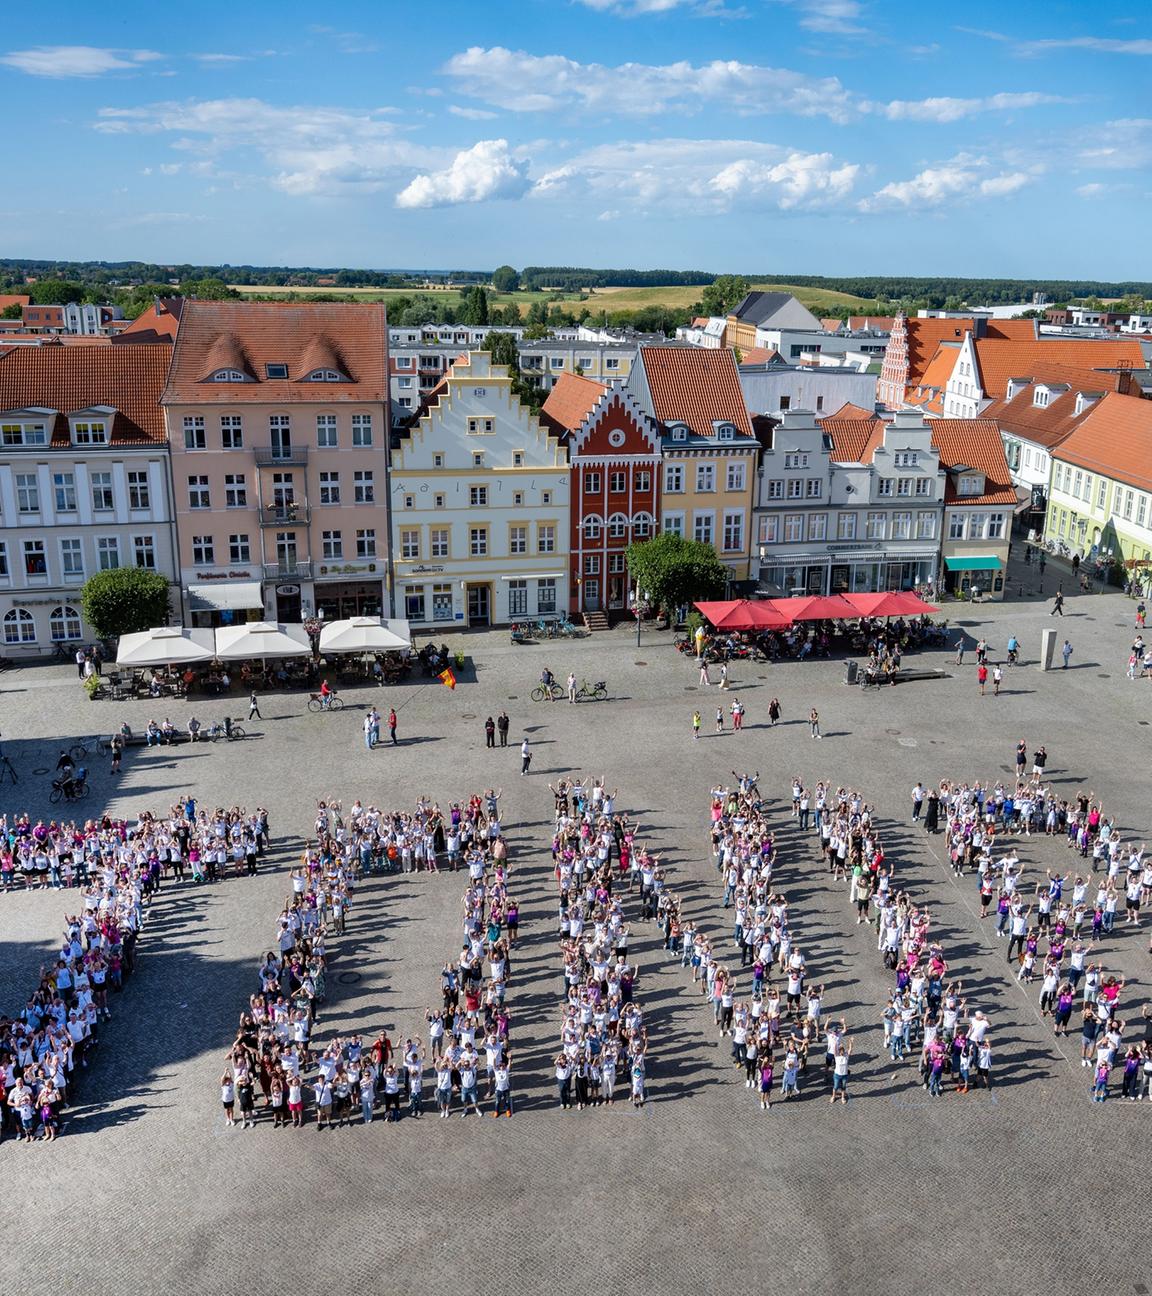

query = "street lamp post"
[634,585,649,647]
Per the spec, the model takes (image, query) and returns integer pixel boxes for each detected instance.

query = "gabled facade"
[390,351,569,627]
[162,300,391,625]
[563,386,660,614]
[628,346,758,582]
[0,345,176,653]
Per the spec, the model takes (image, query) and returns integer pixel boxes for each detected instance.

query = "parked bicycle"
[307,691,344,713]
[575,679,608,702]
[531,681,564,702]
[204,718,247,741]
[67,735,109,761]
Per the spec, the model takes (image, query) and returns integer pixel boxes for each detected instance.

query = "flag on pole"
[438,667,457,690]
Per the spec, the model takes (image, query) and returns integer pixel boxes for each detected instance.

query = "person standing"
[809,707,821,739]
[567,672,578,704]
[767,697,781,727]
[364,712,375,751]
[520,737,532,776]
[924,787,940,834]
[1051,588,1065,616]
[248,689,262,720]
[496,711,509,747]
[977,661,988,695]
[1060,639,1073,669]
[484,716,496,749]
[955,636,965,666]
[369,707,380,748]
[911,782,924,823]
[692,710,701,741]
[699,659,711,687]
[388,707,398,744]
[1136,599,1146,630]
[731,698,744,731]
[75,646,86,679]
[718,661,729,690]
[715,705,724,735]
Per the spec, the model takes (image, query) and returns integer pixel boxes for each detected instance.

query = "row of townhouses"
[10,297,1152,654]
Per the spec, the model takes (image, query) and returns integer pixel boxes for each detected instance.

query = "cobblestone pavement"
[0,577,1147,1296]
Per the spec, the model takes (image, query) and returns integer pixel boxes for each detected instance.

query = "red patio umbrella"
[844,591,910,619]
[694,599,791,630]
[769,593,858,621]
[886,591,941,615]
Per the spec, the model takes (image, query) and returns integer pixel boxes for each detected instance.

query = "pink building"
[162,301,391,625]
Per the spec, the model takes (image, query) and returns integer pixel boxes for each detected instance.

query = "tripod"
[0,739,16,785]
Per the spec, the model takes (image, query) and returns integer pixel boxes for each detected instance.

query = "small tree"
[81,568,171,639]
[625,531,728,618]
[492,265,520,292]
[1,302,22,319]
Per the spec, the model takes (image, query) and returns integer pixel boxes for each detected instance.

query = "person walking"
[520,737,532,776]
[992,664,1003,696]
[1051,588,1065,616]
[364,712,375,751]
[718,661,729,690]
[977,661,988,695]
[699,659,711,687]
[692,710,701,741]
[484,716,496,749]
[248,689,262,721]
[1136,599,1146,629]
[809,707,821,739]
[767,697,781,727]
[388,707,398,744]
[497,711,509,747]
[1062,639,1073,669]
[955,635,965,666]
[567,672,578,704]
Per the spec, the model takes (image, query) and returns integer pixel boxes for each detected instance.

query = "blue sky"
[2,0,1149,277]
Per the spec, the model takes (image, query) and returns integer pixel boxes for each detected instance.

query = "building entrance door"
[467,583,490,626]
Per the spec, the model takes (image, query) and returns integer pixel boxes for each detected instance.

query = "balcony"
[254,445,309,466]
[263,560,313,581]
[259,502,312,528]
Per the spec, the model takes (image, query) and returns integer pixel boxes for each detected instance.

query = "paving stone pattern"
[0,575,1146,1296]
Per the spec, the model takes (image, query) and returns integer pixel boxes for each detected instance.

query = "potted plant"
[83,674,102,701]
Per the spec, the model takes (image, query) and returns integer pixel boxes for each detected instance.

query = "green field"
[227,281,883,320]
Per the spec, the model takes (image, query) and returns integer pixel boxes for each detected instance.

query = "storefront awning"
[187,581,264,612]
[943,555,1002,572]
[499,572,566,580]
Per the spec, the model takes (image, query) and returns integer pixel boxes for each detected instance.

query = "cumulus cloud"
[395,139,532,208]
[448,105,498,120]
[877,91,1068,122]
[1075,117,1152,169]
[860,154,1033,209]
[1,45,162,77]
[95,97,431,195]
[443,46,859,121]
[535,138,860,212]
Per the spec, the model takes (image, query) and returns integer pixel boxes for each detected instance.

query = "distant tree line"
[520,267,714,291]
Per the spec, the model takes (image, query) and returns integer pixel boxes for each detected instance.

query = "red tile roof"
[981,370,1139,450]
[1052,392,1152,491]
[0,294,30,313]
[541,371,608,433]
[929,419,1017,506]
[162,301,388,404]
[0,345,170,444]
[820,413,884,462]
[639,345,753,437]
[737,346,781,365]
[900,318,1035,387]
[112,298,181,345]
[825,401,875,420]
[971,337,1146,400]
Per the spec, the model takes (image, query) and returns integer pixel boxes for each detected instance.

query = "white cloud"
[535,137,861,212]
[193,53,250,65]
[861,154,1034,209]
[878,91,1068,122]
[448,105,498,120]
[775,0,868,34]
[0,45,162,77]
[709,151,859,207]
[575,0,742,13]
[443,46,859,122]
[95,97,433,196]
[1076,182,1107,198]
[1075,117,1152,169]
[395,139,532,208]
[960,28,1152,56]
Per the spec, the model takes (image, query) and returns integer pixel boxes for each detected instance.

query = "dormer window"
[1,420,49,447]
[72,421,108,446]
[957,473,984,497]
[212,369,249,383]
[714,422,736,441]
[266,363,289,379]
[1073,393,1099,417]
[668,421,689,442]
[307,369,344,383]
[1033,387,1050,408]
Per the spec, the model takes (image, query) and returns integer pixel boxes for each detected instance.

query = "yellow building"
[628,346,759,582]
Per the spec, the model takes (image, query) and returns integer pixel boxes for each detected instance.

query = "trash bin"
[844,660,858,685]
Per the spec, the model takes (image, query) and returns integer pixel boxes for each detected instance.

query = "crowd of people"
[933,765,1152,1100]
[220,791,520,1128]
[0,798,267,1143]
[549,777,650,1109]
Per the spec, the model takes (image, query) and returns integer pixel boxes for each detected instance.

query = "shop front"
[312,561,385,622]
[185,571,265,629]
[942,554,1004,599]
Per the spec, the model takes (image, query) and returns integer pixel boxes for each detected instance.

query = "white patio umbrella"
[318,616,411,655]
[213,621,311,661]
[115,626,216,667]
